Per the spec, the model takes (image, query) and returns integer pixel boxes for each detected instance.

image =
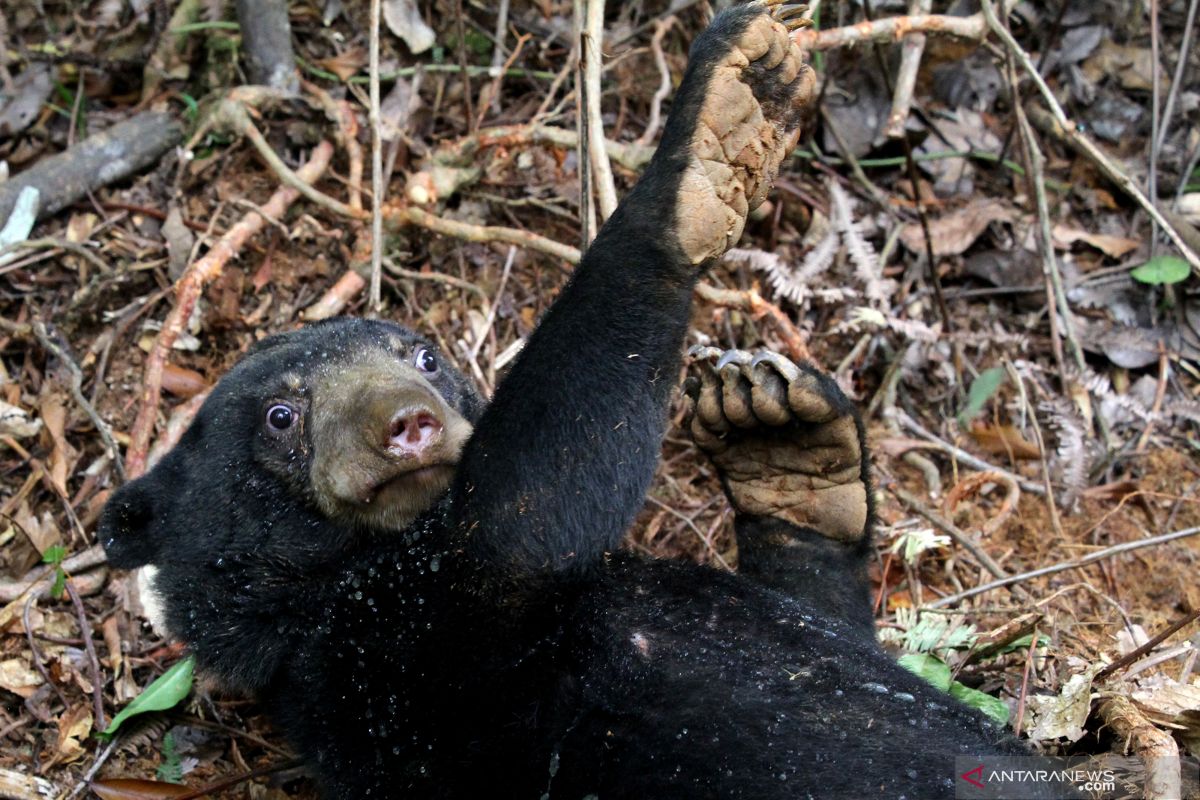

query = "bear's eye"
[266,404,296,432]
[415,348,438,374]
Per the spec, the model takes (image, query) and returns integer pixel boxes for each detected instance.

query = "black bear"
[101,4,1042,797]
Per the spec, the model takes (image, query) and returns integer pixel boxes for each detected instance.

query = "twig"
[884,0,931,139]
[580,0,617,221]
[126,142,334,478]
[395,206,581,265]
[891,484,1030,601]
[32,322,124,481]
[1149,0,1162,254]
[1136,345,1169,452]
[302,81,364,213]
[65,737,119,800]
[1155,0,1199,157]
[169,758,304,800]
[477,32,531,129]
[64,578,105,729]
[369,0,384,313]
[980,0,1200,273]
[301,270,367,321]
[927,524,1200,608]
[791,0,1018,50]
[692,282,810,363]
[231,101,364,221]
[891,409,1045,495]
[1004,360,1063,539]
[23,595,69,711]
[468,246,515,364]
[636,17,676,148]
[1096,608,1200,683]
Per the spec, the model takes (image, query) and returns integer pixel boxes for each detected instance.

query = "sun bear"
[101,4,1046,797]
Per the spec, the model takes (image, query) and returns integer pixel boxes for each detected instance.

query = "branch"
[792,1,1018,51]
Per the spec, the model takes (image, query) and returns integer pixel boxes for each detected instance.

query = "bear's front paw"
[671,1,815,265]
[684,346,868,543]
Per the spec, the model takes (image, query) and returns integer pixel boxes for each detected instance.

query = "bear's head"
[98,318,484,686]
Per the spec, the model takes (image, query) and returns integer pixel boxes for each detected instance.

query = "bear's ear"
[99,477,163,569]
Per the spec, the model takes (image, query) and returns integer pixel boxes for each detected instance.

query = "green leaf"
[958,367,1006,426]
[1130,255,1190,286]
[42,545,67,565]
[101,656,196,737]
[950,682,1011,726]
[50,568,65,600]
[898,652,952,691]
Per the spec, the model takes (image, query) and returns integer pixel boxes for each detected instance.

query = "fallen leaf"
[51,704,93,765]
[1026,665,1101,742]
[91,778,195,800]
[899,200,1014,257]
[968,424,1041,460]
[1051,224,1140,259]
[38,390,76,495]
[0,658,43,698]
[383,0,436,54]
[1082,40,1165,93]
[316,48,367,81]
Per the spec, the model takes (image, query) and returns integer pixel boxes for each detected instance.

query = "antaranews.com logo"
[954,755,1198,799]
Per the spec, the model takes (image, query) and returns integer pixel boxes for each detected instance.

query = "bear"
[100,4,1049,797]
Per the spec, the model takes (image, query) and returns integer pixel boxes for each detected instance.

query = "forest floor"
[1,0,1199,797]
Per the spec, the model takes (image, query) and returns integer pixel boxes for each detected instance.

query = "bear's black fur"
[101,5,1046,798]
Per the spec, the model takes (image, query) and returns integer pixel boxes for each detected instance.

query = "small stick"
[1135,344,1169,452]
[1095,608,1200,682]
[1154,0,1199,156]
[884,0,931,140]
[64,578,106,729]
[927,524,1200,608]
[395,206,582,265]
[581,0,617,221]
[369,0,385,313]
[468,246,516,364]
[891,409,1045,495]
[636,18,676,148]
[792,0,1018,50]
[23,595,70,711]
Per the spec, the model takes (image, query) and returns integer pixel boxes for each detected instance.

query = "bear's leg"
[685,347,875,632]
[449,3,816,575]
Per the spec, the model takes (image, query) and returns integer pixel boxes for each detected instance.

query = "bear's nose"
[387,410,443,457]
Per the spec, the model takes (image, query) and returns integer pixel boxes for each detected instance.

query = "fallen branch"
[235,0,298,93]
[883,0,931,140]
[125,141,335,478]
[1096,696,1181,800]
[0,111,180,223]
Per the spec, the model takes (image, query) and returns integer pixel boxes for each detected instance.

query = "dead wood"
[0,111,180,224]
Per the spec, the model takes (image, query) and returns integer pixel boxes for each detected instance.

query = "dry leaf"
[51,704,93,765]
[316,48,367,81]
[0,658,43,698]
[1026,665,1101,742]
[91,778,195,799]
[38,390,76,495]
[899,200,1015,257]
[1051,224,1140,259]
[968,424,1042,460]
